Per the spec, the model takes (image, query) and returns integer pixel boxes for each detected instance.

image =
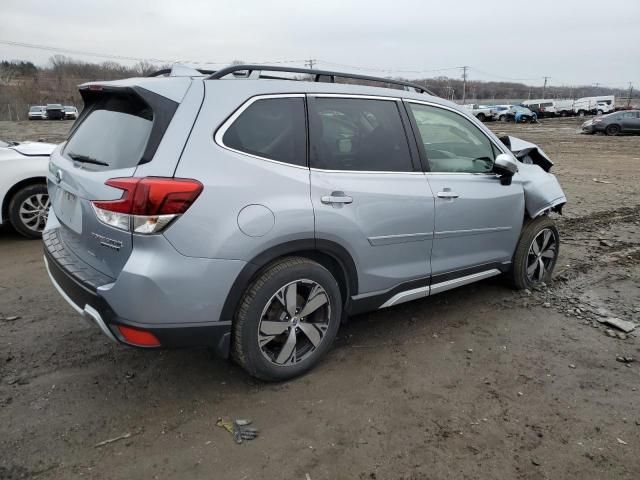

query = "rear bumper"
[43,230,233,356]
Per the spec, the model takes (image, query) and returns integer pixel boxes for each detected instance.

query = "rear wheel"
[232,257,342,381]
[8,184,50,239]
[508,216,559,290]
[605,124,620,136]
[476,113,486,122]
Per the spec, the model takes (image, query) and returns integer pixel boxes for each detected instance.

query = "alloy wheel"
[258,279,331,366]
[19,193,50,233]
[526,228,557,283]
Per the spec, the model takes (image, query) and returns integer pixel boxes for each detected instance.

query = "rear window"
[221,97,306,167]
[64,93,153,170]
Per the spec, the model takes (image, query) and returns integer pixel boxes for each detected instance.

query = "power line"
[316,59,462,75]
[0,39,308,67]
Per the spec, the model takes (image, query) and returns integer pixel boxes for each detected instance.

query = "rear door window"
[308,97,414,172]
[221,97,306,167]
[63,93,153,170]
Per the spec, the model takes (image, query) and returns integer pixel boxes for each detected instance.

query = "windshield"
[29,106,42,112]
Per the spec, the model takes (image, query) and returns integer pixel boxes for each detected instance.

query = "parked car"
[463,104,495,122]
[28,105,47,120]
[64,106,79,120]
[521,100,554,118]
[492,104,514,121]
[582,110,640,135]
[504,106,538,123]
[45,104,65,120]
[553,99,575,117]
[1,139,56,238]
[574,96,615,116]
[44,64,566,380]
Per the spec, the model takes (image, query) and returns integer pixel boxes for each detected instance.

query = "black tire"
[8,183,49,239]
[559,111,567,117]
[476,113,486,122]
[508,216,560,290]
[605,124,620,136]
[232,256,342,381]
[499,115,507,122]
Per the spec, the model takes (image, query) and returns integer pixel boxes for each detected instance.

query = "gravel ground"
[1,117,639,480]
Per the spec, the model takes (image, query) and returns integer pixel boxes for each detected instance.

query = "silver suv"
[44,65,566,380]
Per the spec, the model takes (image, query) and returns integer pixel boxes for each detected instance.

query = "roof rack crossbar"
[206,64,434,95]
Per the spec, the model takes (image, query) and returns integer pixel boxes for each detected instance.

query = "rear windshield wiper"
[67,152,109,166]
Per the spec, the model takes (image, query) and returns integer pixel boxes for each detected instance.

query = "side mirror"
[493,153,518,185]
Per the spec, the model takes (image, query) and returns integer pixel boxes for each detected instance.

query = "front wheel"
[232,257,342,381]
[8,183,50,239]
[508,216,560,290]
[605,124,620,136]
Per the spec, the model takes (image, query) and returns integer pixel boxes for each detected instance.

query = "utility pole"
[461,66,468,105]
[628,82,634,108]
[305,59,316,69]
[542,76,549,99]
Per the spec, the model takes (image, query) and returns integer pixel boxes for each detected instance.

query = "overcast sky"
[1,0,639,88]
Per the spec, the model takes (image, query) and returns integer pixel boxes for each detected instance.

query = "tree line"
[0,55,630,121]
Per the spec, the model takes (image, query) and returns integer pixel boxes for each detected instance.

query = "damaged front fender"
[517,163,566,218]
[500,135,567,218]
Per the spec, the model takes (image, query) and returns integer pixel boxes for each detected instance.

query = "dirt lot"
[1,118,639,480]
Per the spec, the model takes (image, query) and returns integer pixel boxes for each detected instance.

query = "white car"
[0,140,56,238]
[463,104,495,122]
[28,106,47,120]
[492,104,514,121]
[64,106,79,120]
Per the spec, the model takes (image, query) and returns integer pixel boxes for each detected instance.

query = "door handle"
[321,192,353,205]
[437,191,459,199]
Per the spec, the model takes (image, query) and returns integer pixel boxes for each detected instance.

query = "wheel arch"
[219,239,358,323]
[1,176,47,223]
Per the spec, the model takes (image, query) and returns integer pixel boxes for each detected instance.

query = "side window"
[308,97,413,172]
[408,103,496,173]
[222,97,306,167]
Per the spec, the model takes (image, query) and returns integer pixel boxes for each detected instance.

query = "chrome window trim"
[310,167,424,175]
[214,93,309,171]
[308,93,402,101]
[403,99,512,168]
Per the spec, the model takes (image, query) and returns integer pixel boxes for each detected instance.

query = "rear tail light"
[91,177,203,234]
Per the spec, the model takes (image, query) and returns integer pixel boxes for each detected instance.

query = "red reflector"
[88,85,103,91]
[92,177,203,215]
[117,325,161,347]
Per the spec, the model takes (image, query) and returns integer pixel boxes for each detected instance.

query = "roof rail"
[206,64,435,95]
